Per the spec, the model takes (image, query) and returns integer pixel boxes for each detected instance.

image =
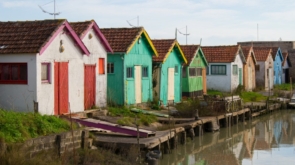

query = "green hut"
[180,45,208,97]
[101,27,158,105]
[152,39,187,106]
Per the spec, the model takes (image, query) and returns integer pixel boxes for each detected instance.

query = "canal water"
[158,110,295,165]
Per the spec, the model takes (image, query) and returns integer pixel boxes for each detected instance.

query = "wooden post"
[135,115,141,164]
[291,77,293,98]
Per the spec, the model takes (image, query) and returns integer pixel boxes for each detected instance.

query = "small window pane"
[142,66,148,77]
[2,64,9,80]
[20,64,27,81]
[107,63,114,74]
[175,66,178,74]
[197,68,202,76]
[189,68,196,77]
[11,65,18,80]
[233,65,238,75]
[206,66,209,75]
[211,65,226,75]
[41,63,49,82]
[126,67,133,78]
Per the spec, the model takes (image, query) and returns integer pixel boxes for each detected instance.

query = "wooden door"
[167,68,175,101]
[84,65,96,110]
[268,68,273,90]
[54,62,69,115]
[248,66,252,90]
[239,68,242,85]
[134,66,142,103]
[202,68,207,94]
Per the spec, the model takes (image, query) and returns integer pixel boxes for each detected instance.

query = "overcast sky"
[1,0,295,46]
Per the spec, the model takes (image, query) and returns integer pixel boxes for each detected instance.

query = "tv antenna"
[38,0,61,19]
[175,25,190,45]
[126,16,139,27]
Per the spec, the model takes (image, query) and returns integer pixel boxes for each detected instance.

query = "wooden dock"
[92,103,281,153]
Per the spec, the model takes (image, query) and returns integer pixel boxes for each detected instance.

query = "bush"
[0,109,72,143]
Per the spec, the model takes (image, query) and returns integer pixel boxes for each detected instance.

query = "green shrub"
[240,91,267,102]
[0,109,72,143]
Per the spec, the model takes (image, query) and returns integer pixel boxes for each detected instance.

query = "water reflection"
[159,110,295,165]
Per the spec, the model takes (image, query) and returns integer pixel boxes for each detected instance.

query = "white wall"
[37,29,84,115]
[231,54,244,91]
[82,29,107,108]
[206,63,231,92]
[0,54,37,112]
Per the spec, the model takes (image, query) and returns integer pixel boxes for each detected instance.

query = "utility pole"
[176,26,190,45]
[38,0,61,19]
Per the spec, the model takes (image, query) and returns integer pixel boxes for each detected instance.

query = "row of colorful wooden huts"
[0,19,291,115]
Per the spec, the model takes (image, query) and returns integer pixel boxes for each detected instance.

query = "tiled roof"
[0,19,65,54]
[70,21,92,37]
[202,45,240,63]
[152,39,175,62]
[242,46,257,64]
[180,45,199,64]
[253,47,272,61]
[70,20,113,53]
[152,39,187,63]
[100,27,143,53]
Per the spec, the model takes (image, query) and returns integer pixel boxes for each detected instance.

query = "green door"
[239,68,242,85]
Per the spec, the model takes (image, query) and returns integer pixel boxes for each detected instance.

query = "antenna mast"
[127,16,139,27]
[38,0,61,19]
[177,25,190,45]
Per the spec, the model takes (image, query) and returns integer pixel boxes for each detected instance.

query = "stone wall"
[23,129,89,157]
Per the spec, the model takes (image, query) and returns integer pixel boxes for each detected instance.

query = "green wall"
[107,33,154,105]
[159,46,184,105]
[182,50,207,93]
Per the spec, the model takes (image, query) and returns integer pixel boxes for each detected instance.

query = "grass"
[274,83,295,91]
[207,89,224,96]
[108,106,157,126]
[240,91,267,102]
[0,109,73,143]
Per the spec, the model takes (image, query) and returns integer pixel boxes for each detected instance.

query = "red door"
[84,65,96,110]
[54,62,69,115]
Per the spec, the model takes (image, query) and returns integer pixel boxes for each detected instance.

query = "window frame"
[41,63,51,83]
[189,67,197,77]
[174,65,178,74]
[142,66,148,78]
[232,65,238,75]
[126,66,133,79]
[211,65,226,75]
[0,63,28,84]
[107,62,114,74]
[196,68,202,76]
[98,58,105,75]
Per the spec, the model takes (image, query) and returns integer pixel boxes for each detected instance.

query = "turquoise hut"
[101,27,158,105]
[152,39,188,106]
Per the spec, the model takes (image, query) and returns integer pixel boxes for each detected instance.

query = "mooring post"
[188,128,195,140]
[180,131,186,145]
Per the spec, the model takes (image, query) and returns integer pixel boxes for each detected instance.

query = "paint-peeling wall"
[243,53,256,91]
[82,29,108,108]
[0,54,37,112]
[37,29,84,115]
[256,55,273,90]
[231,54,244,91]
[206,63,231,92]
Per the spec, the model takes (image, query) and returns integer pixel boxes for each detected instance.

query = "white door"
[266,68,273,90]
[134,66,142,103]
[167,68,175,101]
[248,66,252,91]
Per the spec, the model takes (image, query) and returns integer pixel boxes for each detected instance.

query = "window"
[175,65,178,74]
[0,63,27,84]
[98,58,105,74]
[211,65,226,75]
[189,68,196,77]
[41,63,50,83]
[206,66,209,75]
[197,68,202,76]
[182,67,187,78]
[142,66,148,78]
[232,65,238,75]
[126,67,133,78]
[107,63,114,74]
